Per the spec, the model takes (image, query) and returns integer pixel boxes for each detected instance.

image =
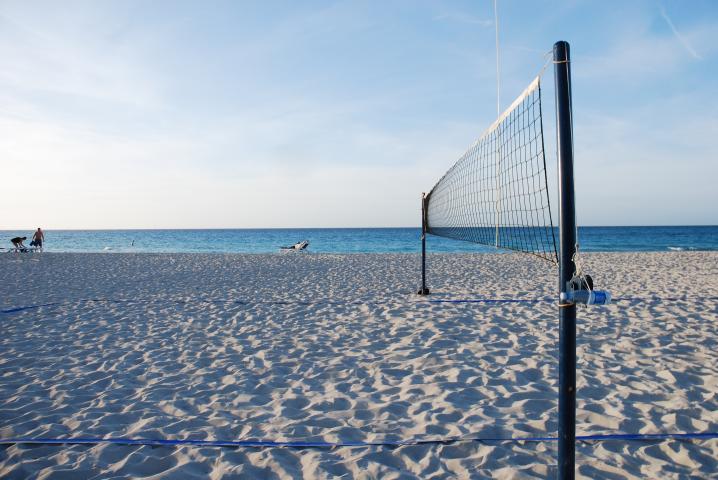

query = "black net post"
[418,192,430,295]
[555,40,577,480]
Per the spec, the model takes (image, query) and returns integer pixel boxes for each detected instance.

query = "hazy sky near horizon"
[1,0,716,229]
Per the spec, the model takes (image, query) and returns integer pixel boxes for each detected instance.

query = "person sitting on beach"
[30,228,44,250]
[10,236,27,252]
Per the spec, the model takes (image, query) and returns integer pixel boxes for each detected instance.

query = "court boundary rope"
[1,432,716,449]
[2,296,717,315]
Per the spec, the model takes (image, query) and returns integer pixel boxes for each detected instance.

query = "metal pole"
[554,40,577,480]
[418,193,430,295]
[493,0,503,251]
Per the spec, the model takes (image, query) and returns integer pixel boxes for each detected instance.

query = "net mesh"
[425,77,558,263]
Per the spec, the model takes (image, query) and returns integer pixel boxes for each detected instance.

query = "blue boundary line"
[428,299,547,304]
[1,302,62,314]
[1,432,716,449]
[3,296,717,315]
[427,296,718,304]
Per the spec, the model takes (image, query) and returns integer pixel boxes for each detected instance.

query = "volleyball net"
[423,77,557,264]
[419,42,613,478]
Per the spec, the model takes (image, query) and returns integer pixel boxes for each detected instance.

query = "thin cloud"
[659,6,702,60]
[434,12,492,27]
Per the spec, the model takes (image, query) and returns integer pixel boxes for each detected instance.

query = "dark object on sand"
[280,240,309,251]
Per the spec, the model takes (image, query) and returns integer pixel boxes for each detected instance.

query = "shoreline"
[2,226,717,255]
[10,249,714,256]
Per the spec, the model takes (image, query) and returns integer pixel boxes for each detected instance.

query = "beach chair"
[280,240,310,252]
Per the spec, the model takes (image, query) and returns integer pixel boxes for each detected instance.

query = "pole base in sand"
[417,287,430,295]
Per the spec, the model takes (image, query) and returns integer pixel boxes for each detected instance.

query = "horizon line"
[1,224,717,231]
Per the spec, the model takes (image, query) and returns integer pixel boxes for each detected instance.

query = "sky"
[0,0,716,229]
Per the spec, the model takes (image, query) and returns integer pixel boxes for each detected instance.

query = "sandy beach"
[0,251,716,478]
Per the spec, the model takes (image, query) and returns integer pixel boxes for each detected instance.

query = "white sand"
[0,251,716,479]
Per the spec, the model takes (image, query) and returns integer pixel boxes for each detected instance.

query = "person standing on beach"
[31,228,44,250]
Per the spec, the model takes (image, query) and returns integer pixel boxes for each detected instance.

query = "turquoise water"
[1,226,716,254]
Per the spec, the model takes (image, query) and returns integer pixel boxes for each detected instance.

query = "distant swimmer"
[280,240,309,251]
[10,236,27,252]
[30,228,44,250]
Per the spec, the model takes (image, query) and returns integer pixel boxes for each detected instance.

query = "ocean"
[1,226,716,254]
